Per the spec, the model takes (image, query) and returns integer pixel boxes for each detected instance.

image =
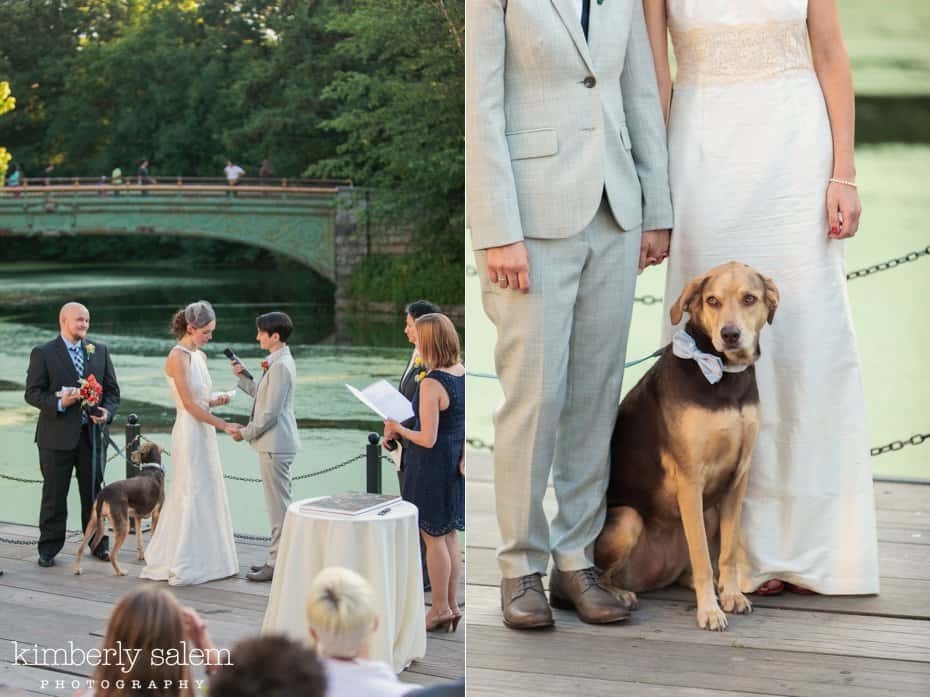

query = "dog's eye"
[706,296,720,307]
[743,295,757,305]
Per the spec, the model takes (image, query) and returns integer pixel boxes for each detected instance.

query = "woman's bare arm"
[643,0,672,123]
[808,0,862,238]
[385,378,447,449]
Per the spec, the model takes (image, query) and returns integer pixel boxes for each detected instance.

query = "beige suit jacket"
[466,0,673,249]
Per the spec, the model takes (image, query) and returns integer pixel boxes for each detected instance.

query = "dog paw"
[697,604,728,631]
[609,588,639,610]
[115,569,127,577]
[73,568,81,576]
[720,591,752,615]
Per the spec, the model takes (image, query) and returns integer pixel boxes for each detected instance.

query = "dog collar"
[672,330,747,384]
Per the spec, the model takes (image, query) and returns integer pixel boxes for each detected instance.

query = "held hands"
[639,229,670,274]
[486,241,531,292]
[827,182,861,239]
[224,423,245,441]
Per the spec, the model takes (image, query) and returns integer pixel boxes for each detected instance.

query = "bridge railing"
[3,176,353,199]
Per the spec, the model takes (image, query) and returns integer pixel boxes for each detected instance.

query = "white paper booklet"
[346,380,414,422]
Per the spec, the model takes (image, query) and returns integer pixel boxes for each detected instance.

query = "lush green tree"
[0,81,14,181]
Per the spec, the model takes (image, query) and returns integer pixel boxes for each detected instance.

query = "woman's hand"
[384,419,402,441]
[827,182,861,239]
[181,607,210,650]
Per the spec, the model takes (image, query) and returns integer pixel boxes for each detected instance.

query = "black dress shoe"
[91,536,110,561]
[38,555,55,567]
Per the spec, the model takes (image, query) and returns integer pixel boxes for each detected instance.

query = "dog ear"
[669,275,706,325]
[761,274,780,324]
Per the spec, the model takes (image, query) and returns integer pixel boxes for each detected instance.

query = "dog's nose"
[721,325,741,346]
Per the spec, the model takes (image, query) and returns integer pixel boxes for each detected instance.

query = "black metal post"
[125,413,141,479]
[366,432,382,494]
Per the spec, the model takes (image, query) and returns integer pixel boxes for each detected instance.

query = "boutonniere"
[415,370,428,383]
[85,343,96,356]
[261,360,270,373]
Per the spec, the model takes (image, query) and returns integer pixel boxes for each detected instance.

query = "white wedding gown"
[140,345,239,585]
[661,0,879,594]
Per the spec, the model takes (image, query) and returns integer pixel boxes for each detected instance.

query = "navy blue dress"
[402,370,465,536]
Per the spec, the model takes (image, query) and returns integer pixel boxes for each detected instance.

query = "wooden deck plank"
[469,584,930,662]
[466,448,930,696]
[467,667,791,697]
[467,627,930,697]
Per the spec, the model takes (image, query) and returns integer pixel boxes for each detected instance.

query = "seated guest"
[384,313,465,632]
[74,586,221,697]
[209,636,326,697]
[306,567,420,696]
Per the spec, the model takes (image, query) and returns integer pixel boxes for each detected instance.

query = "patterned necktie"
[69,344,85,377]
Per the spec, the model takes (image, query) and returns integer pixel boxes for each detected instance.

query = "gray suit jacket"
[466,0,673,249]
[238,347,300,454]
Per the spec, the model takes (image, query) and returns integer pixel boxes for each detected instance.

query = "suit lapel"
[550,0,596,76]
[55,336,81,384]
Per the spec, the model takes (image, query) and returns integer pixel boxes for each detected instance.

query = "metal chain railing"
[846,246,930,280]
[466,245,930,305]
[870,433,930,457]
[468,432,930,459]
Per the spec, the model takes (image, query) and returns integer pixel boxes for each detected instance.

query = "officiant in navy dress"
[24,302,120,567]
[395,300,440,591]
[384,313,465,632]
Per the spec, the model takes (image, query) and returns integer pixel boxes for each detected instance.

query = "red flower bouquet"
[78,374,103,415]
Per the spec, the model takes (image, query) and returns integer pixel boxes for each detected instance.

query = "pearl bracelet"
[829,177,857,188]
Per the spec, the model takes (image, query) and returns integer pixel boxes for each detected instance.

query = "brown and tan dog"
[595,262,779,630]
[73,442,165,576]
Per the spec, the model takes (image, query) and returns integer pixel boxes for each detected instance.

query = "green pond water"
[0,265,412,537]
[466,144,930,481]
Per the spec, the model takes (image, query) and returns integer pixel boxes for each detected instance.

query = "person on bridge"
[110,166,123,195]
[137,159,154,194]
[225,159,246,196]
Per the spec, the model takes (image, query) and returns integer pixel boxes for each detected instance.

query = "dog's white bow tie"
[672,330,724,384]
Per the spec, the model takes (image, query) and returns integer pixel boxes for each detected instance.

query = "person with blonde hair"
[384,313,465,632]
[74,586,223,697]
[306,567,419,696]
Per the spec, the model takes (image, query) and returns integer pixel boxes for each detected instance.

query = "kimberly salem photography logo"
[11,640,230,689]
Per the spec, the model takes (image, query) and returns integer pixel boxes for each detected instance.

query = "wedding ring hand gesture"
[486,241,531,293]
[639,229,670,273]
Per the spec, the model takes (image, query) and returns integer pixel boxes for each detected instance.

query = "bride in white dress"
[141,300,240,586]
[646,0,879,594]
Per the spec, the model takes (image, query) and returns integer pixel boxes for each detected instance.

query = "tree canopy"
[0,1,464,301]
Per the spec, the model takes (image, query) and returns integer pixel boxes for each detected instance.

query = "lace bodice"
[668,0,813,88]
[166,345,212,412]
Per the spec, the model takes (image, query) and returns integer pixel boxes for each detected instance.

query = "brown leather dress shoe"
[501,573,554,629]
[549,567,630,624]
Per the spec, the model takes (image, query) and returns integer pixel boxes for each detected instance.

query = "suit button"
[583,76,597,88]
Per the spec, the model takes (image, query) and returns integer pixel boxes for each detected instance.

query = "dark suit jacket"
[25,336,120,450]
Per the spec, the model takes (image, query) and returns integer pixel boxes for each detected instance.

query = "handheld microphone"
[223,348,253,380]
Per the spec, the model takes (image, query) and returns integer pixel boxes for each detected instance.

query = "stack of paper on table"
[300,493,403,517]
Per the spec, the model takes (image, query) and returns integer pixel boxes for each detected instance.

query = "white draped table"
[260,497,427,672]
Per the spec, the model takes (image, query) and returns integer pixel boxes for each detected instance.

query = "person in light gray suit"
[229,312,300,582]
[467,0,674,628]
